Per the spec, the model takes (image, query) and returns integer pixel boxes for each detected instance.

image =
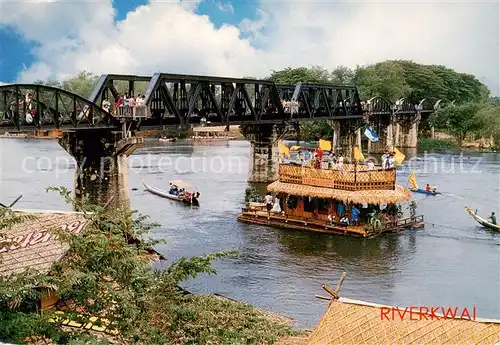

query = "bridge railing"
[113,105,149,119]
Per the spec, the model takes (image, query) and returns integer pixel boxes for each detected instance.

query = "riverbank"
[418,133,498,151]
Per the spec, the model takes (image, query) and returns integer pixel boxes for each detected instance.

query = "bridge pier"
[241,124,287,183]
[329,120,361,160]
[59,129,143,211]
[394,122,418,148]
[367,124,394,153]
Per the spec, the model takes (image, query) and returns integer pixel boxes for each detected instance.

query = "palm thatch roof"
[0,210,88,276]
[307,297,500,344]
[267,181,412,205]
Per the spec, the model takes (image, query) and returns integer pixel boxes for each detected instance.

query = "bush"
[417,138,457,150]
[0,187,296,344]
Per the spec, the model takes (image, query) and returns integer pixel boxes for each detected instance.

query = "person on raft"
[265,192,274,217]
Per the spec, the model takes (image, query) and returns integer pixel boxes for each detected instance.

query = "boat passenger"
[489,212,497,225]
[337,154,344,170]
[382,151,390,169]
[328,212,335,225]
[340,215,350,225]
[351,206,360,225]
[388,153,396,169]
[337,203,345,217]
[425,184,431,192]
[367,160,375,170]
[271,196,282,213]
[265,192,274,216]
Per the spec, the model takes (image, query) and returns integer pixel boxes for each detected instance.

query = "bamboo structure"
[278,164,396,191]
[306,275,500,345]
[268,181,412,205]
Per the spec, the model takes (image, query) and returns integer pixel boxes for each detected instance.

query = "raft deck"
[237,209,424,238]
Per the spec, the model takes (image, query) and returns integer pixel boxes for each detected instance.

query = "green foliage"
[35,71,98,100]
[299,120,332,142]
[353,60,489,103]
[475,103,500,147]
[354,61,411,101]
[267,66,331,84]
[431,103,484,143]
[417,138,457,150]
[408,201,418,220]
[245,187,262,203]
[0,188,294,344]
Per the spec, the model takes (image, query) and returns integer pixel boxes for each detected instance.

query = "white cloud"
[216,1,234,13]
[0,0,498,95]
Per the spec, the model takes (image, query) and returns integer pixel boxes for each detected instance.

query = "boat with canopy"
[141,178,200,206]
[465,206,499,231]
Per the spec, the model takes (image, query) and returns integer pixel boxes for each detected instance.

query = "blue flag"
[364,126,379,143]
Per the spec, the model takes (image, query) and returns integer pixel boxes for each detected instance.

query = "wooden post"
[320,271,347,301]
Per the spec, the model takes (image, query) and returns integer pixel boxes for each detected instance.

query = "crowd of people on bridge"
[101,93,146,114]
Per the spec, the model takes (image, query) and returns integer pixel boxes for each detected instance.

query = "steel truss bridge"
[0,73,447,132]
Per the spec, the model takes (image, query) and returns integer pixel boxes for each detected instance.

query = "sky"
[0,0,498,95]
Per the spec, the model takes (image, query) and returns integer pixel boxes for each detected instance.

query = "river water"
[0,138,499,327]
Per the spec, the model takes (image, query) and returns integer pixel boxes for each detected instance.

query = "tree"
[330,66,354,85]
[0,187,296,344]
[267,66,330,84]
[354,60,490,104]
[353,61,412,102]
[430,102,483,144]
[60,71,99,100]
[475,103,500,147]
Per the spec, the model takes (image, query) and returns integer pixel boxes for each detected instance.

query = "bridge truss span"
[89,73,365,127]
[0,84,116,131]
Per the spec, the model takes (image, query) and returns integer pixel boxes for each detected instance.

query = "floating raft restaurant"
[238,163,423,237]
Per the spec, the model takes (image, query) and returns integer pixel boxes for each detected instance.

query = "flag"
[363,126,379,143]
[279,143,290,157]
[290,145,301,151]
[353,146,365,162]
[319,139,332,151]
[408,171,418,190]
[394,147,405,165]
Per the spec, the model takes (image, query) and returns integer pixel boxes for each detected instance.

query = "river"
[0,138,499,327]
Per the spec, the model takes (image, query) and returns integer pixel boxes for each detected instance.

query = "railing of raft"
[278,164,396,191]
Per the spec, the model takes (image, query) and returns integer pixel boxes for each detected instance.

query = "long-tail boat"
[141,178,200,206]
[465,206,500,231]
[237,162,424,237]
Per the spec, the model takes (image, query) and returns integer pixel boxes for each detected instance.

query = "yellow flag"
[408,171,418,190]
[394,147,405,165]
[319,139,332,151]
[290,145,301,151]
[353,146,365,162]
[279,143,290,157]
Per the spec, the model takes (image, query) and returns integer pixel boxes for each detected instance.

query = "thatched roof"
[307,297,500,344]
[267,181,412,205]
[0,210,88,276]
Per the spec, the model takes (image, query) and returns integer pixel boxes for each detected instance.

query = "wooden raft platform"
[237,211,423,238]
